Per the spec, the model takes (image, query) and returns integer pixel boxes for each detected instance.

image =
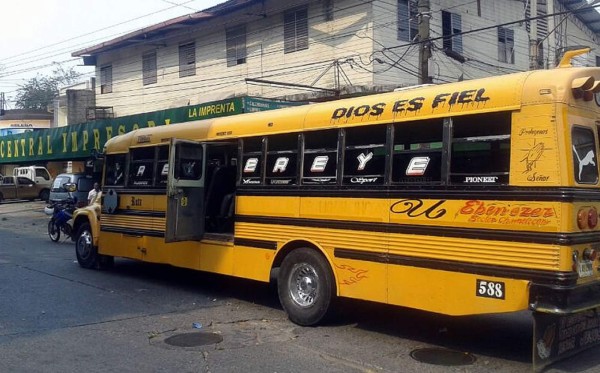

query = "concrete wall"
[66,90,95,126]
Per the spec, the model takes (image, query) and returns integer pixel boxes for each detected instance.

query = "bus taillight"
[588,207,598,229]
[578,208,589,229]
[577,207,598,229]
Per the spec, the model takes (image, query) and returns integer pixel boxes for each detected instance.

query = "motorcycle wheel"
[48,219,60,242]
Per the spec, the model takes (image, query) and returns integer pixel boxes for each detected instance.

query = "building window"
[100,65,112,94]
[226,25,247,67]
[498,27,514,64]
[284,6,308,53]
[179,42,196,78]
[143,51,157,85]
[398,0,418,41]
[442,11,462,54]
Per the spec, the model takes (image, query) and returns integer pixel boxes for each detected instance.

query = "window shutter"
[284,11,295,53]
[507,29,514,64]
[296,8,308,51]
[284,7,308,53]
[100,65,112,94]
[179,42,196,77]
[226,25,247,67]
[397,0,409,41]
[142,52,157,85]
[498,28,506,62]
[451,13,462,53]
[324,0,333,22]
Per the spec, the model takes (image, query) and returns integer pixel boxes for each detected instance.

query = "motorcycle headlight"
[44,206,54,215]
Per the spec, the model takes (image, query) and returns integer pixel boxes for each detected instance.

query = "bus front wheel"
[76,223,97,269]
[75,222,113,269]
[277,248,336,326]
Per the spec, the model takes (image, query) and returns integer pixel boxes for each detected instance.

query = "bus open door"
[166,139,206,242]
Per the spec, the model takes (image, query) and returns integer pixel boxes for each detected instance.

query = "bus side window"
[241,137,264,186]
[174,143,202,181]
[266,133,298,186]
[302,129,338,185]
[129,147,156,187]
[106,154,126,186]
[156,146,169,187]
[392,119,443,184]
[572,126,598,184]
[343,125,386,186]
[450,112,511,185]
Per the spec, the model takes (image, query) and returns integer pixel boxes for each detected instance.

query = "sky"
[0,0,223,108]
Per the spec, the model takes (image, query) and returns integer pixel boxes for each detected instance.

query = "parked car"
[0,176,50,203]
[13,166,53,189]
[50,173,95,208]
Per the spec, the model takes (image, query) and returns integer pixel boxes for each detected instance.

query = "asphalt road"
[1,201,600,372]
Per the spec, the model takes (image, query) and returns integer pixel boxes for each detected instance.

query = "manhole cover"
[410,347,476,366]
[164,332,223,347]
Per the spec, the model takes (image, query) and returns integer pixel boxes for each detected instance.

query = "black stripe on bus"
[102,188,166,195]
[334,248,577,286]
[233,238,277,250]
[108,210,166,218]
[236,187,600,202]
[100,226,165,237]
[235,215,600,246]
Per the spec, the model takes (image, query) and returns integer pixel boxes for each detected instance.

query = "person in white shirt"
[87,182,102,205]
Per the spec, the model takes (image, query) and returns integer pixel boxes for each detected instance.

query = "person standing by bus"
[87,182,102,205]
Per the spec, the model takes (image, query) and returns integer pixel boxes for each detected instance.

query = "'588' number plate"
[476,279,505,300]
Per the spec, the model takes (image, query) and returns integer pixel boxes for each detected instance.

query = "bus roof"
[104,66,600,153]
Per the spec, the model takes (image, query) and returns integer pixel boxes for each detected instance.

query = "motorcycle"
[46,198,76,242]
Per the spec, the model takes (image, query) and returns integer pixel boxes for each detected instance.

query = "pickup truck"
[0,176,50,203]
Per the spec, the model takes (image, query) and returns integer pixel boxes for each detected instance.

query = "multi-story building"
[71,0,600,118]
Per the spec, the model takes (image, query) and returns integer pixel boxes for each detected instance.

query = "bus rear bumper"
[530,281,600,370]
[529,280,600,314]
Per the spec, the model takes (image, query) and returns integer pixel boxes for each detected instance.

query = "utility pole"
[418,0,431,84]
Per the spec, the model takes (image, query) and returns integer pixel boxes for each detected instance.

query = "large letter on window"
[272,157,290,173]
[244,158,258,173]
[311,156,329,172]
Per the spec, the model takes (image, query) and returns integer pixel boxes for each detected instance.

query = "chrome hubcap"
[289,263,319,307]
[77,230,92,259]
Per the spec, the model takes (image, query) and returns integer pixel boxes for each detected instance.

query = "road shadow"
[107,259,281,309]
[103,260,600,370]
[333,298,532,363]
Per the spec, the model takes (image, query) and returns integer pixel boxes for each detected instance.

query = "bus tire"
[75,222,100,269]
[277,248,336,326]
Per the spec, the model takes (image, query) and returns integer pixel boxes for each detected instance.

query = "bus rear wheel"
[277,248,336,326]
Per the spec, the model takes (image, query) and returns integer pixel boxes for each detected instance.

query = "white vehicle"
[13,166,53,188]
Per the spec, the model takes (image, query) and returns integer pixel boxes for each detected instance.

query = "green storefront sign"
[0,97,301,164]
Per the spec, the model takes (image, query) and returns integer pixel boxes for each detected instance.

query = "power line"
[4,0,600,107]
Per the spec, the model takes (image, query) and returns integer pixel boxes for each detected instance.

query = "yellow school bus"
[72,49,600,368]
